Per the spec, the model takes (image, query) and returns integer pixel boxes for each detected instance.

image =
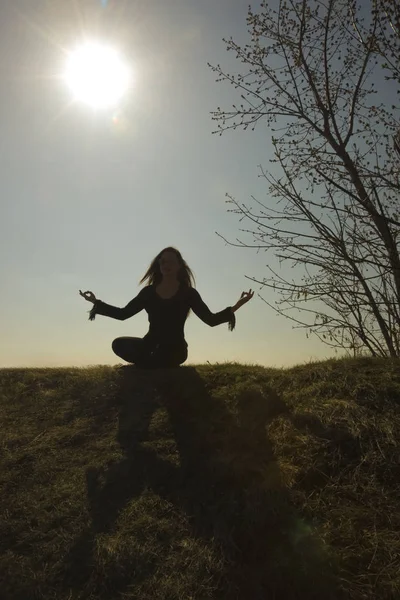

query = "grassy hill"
[1,355,399,600]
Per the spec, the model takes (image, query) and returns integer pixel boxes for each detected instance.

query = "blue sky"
[0,0,368,368]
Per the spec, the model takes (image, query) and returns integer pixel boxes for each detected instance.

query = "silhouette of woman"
[80,246,254,369]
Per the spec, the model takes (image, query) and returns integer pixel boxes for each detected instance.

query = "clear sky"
[1,0,358,369]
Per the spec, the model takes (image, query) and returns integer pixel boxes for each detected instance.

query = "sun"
[64,42,131,109]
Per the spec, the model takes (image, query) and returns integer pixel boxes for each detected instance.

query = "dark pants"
[112,337,188,369]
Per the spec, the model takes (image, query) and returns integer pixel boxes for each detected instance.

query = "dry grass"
[0,354,399,599]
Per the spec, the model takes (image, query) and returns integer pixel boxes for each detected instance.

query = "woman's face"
[159,251,181,278]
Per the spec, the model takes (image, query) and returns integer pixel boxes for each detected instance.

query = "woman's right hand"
[79,290,97,304]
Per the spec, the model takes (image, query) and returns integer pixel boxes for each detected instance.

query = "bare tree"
[351,0,400,158]
[209,0,400,358]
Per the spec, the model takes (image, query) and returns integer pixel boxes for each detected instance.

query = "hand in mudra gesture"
[79,289,97,304]
[235,289,254,310]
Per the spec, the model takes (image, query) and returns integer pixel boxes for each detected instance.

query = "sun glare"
[64,42,131,109]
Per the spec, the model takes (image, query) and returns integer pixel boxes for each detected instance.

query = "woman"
[79,246,254,369]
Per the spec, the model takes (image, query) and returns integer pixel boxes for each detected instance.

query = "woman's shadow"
[61,364,344,599]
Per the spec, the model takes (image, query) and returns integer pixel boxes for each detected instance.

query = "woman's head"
[139,246,196,288]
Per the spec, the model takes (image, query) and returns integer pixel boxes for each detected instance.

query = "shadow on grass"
[61,365,345,599]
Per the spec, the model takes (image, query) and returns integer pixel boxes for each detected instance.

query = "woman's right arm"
[79,288,148,321]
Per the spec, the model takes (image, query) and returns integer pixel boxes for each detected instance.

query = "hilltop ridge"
[1,355,399,599]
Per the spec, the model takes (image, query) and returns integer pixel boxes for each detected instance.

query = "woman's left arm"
[231,289,254,312]
[189,288,254,331]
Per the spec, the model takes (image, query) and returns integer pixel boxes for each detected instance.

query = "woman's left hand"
[235,289,254,310]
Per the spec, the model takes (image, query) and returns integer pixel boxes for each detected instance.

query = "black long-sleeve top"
[88,283,235,349]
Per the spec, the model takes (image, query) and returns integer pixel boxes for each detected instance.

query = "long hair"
[139,246,196,316]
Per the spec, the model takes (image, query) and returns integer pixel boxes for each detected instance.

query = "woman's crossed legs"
[112,336,188,369]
